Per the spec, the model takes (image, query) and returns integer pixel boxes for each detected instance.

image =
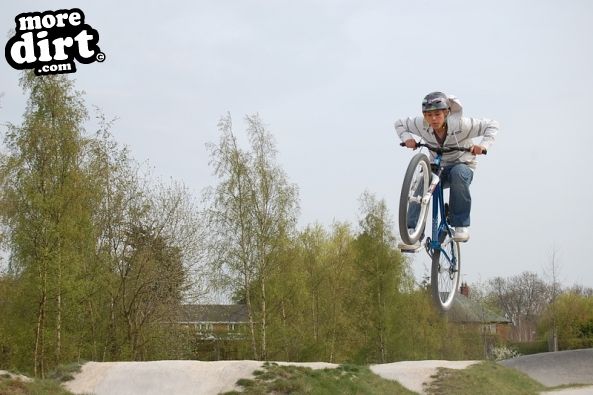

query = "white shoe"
[398,241,421,253]
[453,227,469,242]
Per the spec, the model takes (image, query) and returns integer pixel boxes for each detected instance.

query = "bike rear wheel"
[431,233,461,311]
[399,153,431,245]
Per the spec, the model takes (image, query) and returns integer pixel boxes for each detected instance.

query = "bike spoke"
[431,239,461,311]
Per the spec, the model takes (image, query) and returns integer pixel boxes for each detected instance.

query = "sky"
[1,0,593,290]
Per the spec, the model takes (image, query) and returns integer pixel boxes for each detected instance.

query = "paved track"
[500,348,593,387]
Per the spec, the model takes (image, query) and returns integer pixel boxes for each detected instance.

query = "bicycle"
[398,142,486,311]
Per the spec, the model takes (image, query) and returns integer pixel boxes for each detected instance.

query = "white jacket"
[394,96,498,169]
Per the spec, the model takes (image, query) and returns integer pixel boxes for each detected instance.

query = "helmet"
[422,92,449,112]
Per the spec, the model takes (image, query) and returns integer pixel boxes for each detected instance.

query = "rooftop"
[179,304,249,324]
[449,293,511,324]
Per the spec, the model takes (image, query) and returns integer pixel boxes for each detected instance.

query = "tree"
[204,113,298,359]
[83,120,138,361]
[487,272,551,342]
[539,292,593,350]
[322,222,358,362]
[118,224,184,359]
[0,75,206,372]
[353,192,407,363]
[0,72,95,376]
[543,249,562,351]
[271,222,358,363]
[247,114,299,360]
[87,125,204,361]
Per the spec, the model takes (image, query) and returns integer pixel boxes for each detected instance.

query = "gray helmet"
[422,92,449,112]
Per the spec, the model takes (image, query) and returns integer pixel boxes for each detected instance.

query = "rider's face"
[423,110,448,130]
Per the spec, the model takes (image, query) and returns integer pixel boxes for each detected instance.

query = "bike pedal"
[398,242,421,253]
[400,248,420,254]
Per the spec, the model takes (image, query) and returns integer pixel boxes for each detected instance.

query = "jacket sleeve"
[394,116,424,142]
[461,117,499,150]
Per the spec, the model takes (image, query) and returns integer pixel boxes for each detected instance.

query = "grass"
[222,362,416,395]
[0,375,75,395]
[47,361,84,382]
[224,360,592,395]
[425,361,547,395]
[1,359,588,394]
[0,363,82,395]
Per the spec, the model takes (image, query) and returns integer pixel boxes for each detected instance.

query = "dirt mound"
[65,360,338,395]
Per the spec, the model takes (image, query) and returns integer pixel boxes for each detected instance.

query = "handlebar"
[399,142,487,155]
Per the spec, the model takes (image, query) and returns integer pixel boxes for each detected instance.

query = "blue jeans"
[407,163,474,229]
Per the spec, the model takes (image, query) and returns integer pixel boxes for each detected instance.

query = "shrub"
[490,345,521,361]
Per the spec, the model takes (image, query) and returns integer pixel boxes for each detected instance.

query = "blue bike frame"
[428,154,457,270]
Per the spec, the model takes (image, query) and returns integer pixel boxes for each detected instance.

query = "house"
[449,283,512,342]
[176,304,251,360]
[178,304,250,340]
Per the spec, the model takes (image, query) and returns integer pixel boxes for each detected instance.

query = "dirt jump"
[62,349,593,395]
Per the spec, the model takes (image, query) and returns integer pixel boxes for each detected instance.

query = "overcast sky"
[2,0,593,290]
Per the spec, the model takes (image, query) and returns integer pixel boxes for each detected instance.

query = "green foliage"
[0,376,72,395]
[243,192,481,365]
[0,364,81,395]
[0,72,98,376]
[0,73,202,374]
[223,363,415,395]
[538,292,593,350]
[47,362,83,382]
[204,113,299,360]
[0,377,75,395]
[0,73,489,373]
[507,341,548,356]
[426,362,545,395]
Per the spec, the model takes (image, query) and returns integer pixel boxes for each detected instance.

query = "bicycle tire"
[431,233,461,311]
[399,153,431,245]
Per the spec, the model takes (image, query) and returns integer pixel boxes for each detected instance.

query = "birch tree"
[0,72,95,376]
[354,192,405,363]
[204,113,298,359]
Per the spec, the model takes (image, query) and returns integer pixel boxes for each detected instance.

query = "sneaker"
[453,227,470,242]
[398,241,421,253]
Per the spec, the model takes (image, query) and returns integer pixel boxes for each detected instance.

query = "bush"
[559,337,593,351]
[508,341,548,355]
[489,345,521,361]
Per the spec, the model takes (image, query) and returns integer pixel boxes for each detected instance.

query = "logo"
[5,8,105,76]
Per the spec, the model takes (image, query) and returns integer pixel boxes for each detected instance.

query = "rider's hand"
[404,139,417,150]
[470,145,486,155]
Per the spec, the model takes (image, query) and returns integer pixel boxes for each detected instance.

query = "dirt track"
[64,359,472,395]
[63,349,593,395]
[64,360,338,395]
[370,360,477,394]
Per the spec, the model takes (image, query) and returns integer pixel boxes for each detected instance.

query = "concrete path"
[543,387,593,395]
[500,349,593,387]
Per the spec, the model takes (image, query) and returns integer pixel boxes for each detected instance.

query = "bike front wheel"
[399,153,431,245]
[431,234,461,311]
